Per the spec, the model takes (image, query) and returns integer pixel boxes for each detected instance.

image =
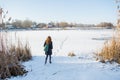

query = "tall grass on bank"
[0,32,31,79]
[96,34,120,64]
[10,40,32,62]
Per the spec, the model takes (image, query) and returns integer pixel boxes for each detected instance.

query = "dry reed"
[68,52,76,57]
[0,32,31,79]
[96,32,120,64]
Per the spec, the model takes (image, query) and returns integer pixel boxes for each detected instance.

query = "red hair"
[45,36,52,44]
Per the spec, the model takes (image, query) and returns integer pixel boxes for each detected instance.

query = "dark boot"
[45,59,47,64]
[49,61,52,64]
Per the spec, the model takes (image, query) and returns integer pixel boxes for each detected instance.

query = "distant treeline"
[0,19,115,29]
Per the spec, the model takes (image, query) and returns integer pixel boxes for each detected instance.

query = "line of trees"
[96,22,114,28]
[12,19,33,28]
[0,19,115,29]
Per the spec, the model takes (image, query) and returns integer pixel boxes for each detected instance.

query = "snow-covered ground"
[7,29,120,80]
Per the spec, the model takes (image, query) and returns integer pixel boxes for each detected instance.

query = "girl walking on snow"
[44,36,53,64]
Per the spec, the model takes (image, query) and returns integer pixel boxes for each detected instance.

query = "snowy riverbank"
[6,29,120,80]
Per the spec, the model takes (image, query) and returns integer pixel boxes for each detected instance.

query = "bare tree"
[22,19,33,28]
[12,20,22,28]
[96,22,114,28]
[59,22,69,27]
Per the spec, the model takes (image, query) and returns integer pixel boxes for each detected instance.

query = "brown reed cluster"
[68,52,76,57]
[96,33,120,64]
[0,32,32,79]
